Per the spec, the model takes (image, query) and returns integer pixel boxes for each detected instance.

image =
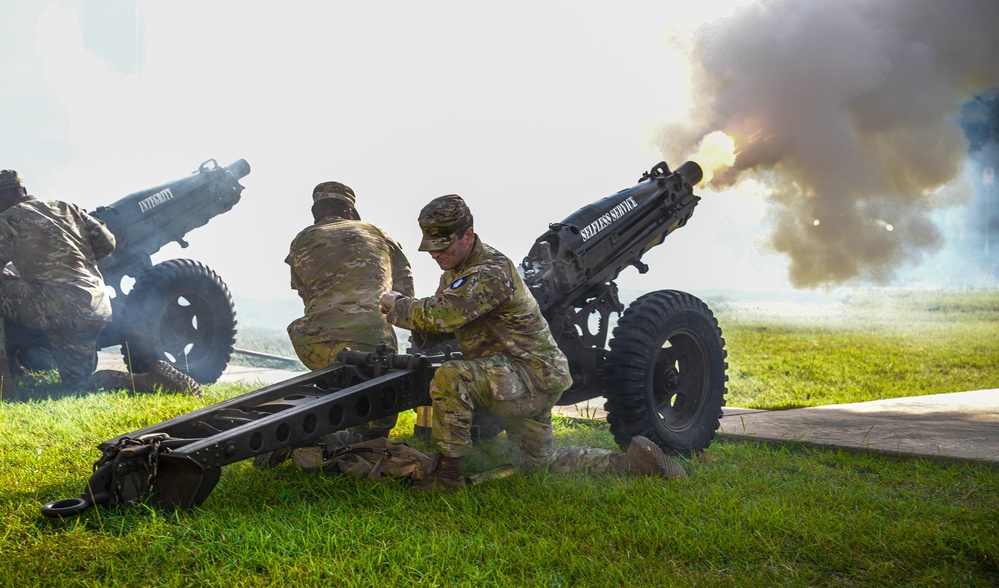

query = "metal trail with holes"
[42,347,442,516]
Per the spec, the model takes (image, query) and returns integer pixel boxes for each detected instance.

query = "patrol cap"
[312,181,356,207]
[418,194,473,251]
[0,170,24,191]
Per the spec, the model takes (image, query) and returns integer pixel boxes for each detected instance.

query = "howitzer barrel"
[225,159,251,182]
[523,160,702,311]
[92,158,250,257]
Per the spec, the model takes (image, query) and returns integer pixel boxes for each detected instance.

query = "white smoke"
[659,0,999,288]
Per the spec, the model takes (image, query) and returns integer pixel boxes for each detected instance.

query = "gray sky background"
[2,0,996,305]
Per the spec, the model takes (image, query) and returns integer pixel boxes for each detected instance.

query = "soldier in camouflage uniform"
[380,194,686,492]
[270,181,414,460]
[0,169,201,399]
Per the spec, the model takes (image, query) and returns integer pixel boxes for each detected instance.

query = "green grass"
[2,289,998,586]
[2,395,997,587]
[719,288,999,409]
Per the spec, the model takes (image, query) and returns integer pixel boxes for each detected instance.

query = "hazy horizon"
[2,1,997,305]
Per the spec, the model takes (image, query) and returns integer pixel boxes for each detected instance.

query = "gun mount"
[44,160,728,517]
[5,159,250,383]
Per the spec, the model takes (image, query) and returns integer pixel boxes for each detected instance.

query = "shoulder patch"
[449,276,469,290]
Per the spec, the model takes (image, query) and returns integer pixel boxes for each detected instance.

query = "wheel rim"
[158,292,219,369]
[648,327,707,431]
[120,259,236,383]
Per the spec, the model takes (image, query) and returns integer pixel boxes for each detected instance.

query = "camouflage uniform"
[387,195,621,473]
[0,192,116,388]
[286,182,415,437]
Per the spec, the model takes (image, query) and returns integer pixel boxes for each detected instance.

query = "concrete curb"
[554,390,999,464]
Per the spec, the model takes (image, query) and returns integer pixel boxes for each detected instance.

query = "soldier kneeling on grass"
[0,168,200,399]
[374,194,687,492]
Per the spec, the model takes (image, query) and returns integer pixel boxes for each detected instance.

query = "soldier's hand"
[380,291,402,314]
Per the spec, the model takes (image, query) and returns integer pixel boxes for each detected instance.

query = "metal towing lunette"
[41,346,442,517]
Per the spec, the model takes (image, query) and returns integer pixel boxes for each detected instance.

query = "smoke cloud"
[659,0,999,288]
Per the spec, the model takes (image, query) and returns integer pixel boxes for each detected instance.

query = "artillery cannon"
[42,160,727,517]
[5,159,250,384]
[522,159,727,452]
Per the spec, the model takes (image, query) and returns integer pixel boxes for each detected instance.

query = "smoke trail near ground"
[659,0,999,288]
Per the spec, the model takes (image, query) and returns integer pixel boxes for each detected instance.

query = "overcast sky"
[2,0,996,304]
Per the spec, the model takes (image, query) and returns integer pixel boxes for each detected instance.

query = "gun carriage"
[5,159,250,384]
[42,160,728,517]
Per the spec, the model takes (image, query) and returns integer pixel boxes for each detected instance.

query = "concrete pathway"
[215,363,305,387]
[554,390,999,464]
[716,390,999,463]
[96,352,304,388]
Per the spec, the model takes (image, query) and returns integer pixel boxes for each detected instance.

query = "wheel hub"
[662,366,680,391]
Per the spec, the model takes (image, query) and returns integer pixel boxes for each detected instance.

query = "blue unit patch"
[449,276,469,290]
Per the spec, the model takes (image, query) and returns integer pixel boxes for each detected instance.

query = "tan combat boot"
[0,358,18,400]
[132,361,203,397]
[610,436,688,479]
[411,455,466,493]
[89,361,202,397]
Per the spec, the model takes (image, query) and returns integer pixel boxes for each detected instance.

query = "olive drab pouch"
[292,437,436,482]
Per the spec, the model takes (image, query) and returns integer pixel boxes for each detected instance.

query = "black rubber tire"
[120,259,236,384]
[604,290,727,456]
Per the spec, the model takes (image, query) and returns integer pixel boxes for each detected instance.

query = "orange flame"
[689,131,737,186]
